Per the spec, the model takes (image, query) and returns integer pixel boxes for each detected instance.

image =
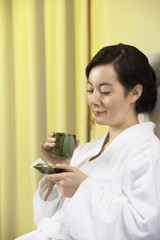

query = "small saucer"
[33,165,66,174]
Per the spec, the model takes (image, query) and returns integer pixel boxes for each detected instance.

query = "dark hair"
[86,43,157,113]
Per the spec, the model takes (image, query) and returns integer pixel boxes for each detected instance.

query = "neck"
[108,116,139,142]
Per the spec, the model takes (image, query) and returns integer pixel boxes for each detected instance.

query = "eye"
[87,90,93,93]
[101,91,112,95]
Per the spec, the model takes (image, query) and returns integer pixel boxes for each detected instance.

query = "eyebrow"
[87,80,113,87]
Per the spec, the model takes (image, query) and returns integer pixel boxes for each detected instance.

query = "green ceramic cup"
[51,132,76,158]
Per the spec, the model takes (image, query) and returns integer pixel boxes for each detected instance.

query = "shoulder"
[124,124,160,171]
[132,123,160,153]
[109,122,160,168]
[118,122,159,149]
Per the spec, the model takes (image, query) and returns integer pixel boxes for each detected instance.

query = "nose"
[89,90,101,106]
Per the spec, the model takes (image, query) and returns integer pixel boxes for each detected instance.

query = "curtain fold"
[74,0,89,142]
[0,0,18,238]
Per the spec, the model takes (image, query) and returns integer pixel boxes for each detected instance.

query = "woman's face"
[87,64,137,127]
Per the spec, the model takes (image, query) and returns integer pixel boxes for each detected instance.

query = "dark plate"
[33,166,66,174]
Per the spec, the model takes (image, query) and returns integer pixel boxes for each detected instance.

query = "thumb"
[40,143,49,158]
[55,163,76,172]
[40,143,45,153]
[40,142,47,155]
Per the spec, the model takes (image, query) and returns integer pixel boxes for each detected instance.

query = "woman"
[16,44,160,240]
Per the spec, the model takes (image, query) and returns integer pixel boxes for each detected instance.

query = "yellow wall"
[90,0,160,139]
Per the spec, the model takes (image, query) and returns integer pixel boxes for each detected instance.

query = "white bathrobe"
[16,122,160,240]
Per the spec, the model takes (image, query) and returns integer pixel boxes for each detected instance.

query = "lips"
[93,110,106,116]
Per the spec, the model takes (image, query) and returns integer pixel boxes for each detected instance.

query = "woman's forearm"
[45,181,56,201]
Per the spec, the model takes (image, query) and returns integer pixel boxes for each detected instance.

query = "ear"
[130,84,143,103]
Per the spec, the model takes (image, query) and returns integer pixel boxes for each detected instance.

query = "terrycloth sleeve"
[33,177,62,227]
[32,142,90,228]
[61,147,160,240]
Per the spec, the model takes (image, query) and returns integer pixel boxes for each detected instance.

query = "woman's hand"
[40,132,80,166]
[46,164,88,198]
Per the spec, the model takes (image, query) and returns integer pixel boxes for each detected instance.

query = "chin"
[95,118,108,126]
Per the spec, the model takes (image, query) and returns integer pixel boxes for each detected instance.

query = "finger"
[40,143,51,155]
[48,137,56,143]
[55,163,76,172]
[49,132,54,137]
[44,142,55,150]
[45,175,56,184]
[46,173,63,182]
[40,143,45,153]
